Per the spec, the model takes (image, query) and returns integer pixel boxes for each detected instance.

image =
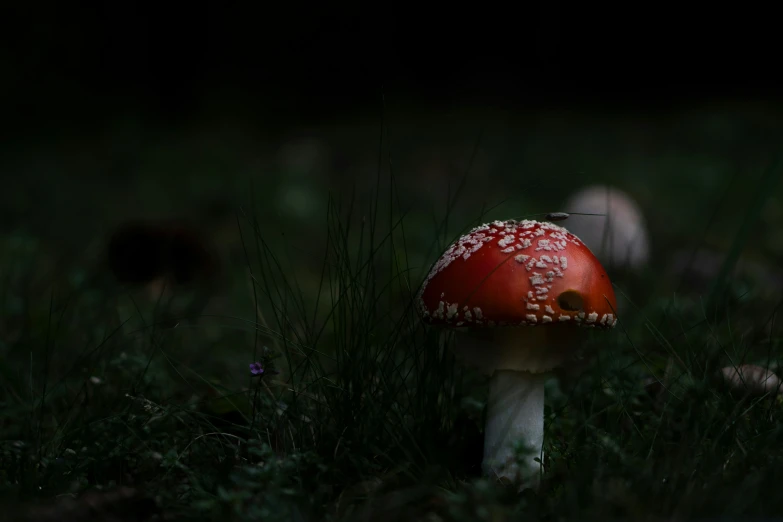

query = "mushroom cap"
[417,219,618,329]
[720,364,782,397]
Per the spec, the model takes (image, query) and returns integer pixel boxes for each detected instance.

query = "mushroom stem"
[483,369,547,488]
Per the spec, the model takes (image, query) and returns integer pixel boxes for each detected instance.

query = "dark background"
[2,2,781,255]
[3,2,781,136]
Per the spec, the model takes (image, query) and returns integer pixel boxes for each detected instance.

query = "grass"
[2,102,783,521]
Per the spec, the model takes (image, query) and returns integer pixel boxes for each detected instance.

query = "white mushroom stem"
[452,327,581,489]
[484,370,547,487]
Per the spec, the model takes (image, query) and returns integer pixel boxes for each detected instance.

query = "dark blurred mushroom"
[107,220,218,289]
[107,222,166,285]
[719,364,782,397]
[106,220,220,326]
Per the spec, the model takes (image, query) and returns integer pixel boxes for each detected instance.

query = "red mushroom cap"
[417,219,618,329]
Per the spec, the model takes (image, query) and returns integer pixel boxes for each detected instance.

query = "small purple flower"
[249,362,265,376]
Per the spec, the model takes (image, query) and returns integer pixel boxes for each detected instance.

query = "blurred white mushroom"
[563,185,650,271]
[720,364,782,397]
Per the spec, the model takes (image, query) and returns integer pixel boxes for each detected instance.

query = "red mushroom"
[417,219,617,487]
